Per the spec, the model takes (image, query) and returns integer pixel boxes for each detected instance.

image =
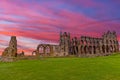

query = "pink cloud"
[0,0,119,55]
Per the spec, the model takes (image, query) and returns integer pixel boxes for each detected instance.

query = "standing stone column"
[91,46,94,55]
[104,45,107,55]
[2,36,17,57]
[1,36,17,62]
[9,36,17,57]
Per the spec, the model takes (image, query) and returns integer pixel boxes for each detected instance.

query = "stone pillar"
[2,36,17,57]
[1,36,18,62]
[44,47,46,56]
[50,46,53,56]
[78,45,81,56]
[81,45,85,55]
[104,45,107,55]
[91,46,94,54]
[35,50,39,56]
[99,46,103,54]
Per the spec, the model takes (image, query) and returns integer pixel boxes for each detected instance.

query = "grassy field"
[0,53,120,80]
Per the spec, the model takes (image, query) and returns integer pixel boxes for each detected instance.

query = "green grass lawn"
[0,53,120,80]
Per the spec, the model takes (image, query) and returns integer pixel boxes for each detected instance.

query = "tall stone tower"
[59,32,70,56]
[2,36,17,57]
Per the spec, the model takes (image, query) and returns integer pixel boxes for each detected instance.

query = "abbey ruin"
[1,36,17,62]
[32,31,119,57]
[1,31,119,59]
[2,36,17,57]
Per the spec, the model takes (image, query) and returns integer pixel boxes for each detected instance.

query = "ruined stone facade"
[33,31,119,57]
[2,36,17,57]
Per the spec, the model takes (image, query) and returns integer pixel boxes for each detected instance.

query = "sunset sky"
[0,0,120,55]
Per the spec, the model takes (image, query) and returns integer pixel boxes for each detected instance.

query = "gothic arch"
[45,45,51,54]
[36,44,45,56]
[32,51,36,56]
[110,40,112,44]
[84,40,87,46]
[36,44,53,56]
[106,40,109,44]
[81,40,84,45]
[113,40,116,44]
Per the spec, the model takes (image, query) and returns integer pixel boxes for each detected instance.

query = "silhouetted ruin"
[33,31,119,57]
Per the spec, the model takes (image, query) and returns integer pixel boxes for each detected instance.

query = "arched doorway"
[39,46,44,54]
[32,51,36,56]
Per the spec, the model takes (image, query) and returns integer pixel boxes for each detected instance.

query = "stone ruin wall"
[33,31,119,57]
[1,36,17,62]
[2,36,17,57]
[1,31,119,58]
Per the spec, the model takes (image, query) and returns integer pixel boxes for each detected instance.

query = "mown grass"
[0,53,120,80]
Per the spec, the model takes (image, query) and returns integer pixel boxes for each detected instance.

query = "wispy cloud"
[0,0,120,55]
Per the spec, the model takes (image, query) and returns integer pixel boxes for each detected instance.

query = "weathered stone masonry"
[1,36,17,62]
[33,31,119,57]
[1,31,119,60]
[2,36,17,57]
